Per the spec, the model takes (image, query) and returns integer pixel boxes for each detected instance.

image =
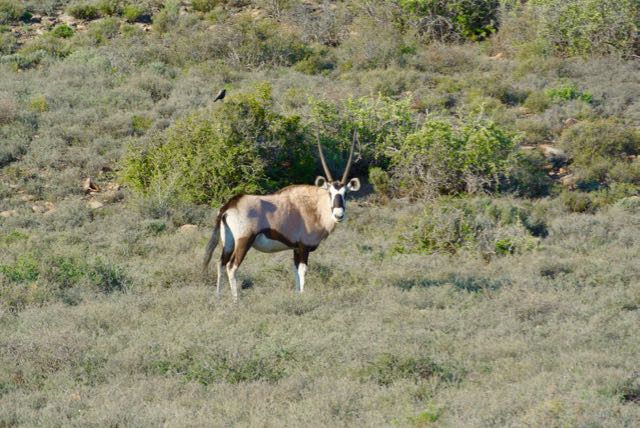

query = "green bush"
[131,114,152,135]
[51,24,75,39]
[399,0,500,42]
[0,140,26,167]
[67,3,101,20]
[559,120,640,185]
[561,120,639,161]
[520,0,639,57]
[0,230,29,245]
[359,353,458,386]
[121,84,314,206]
[561,183,639,213]
[522,91,550,113]
[592,183,639,206]
[90,259,129,293]
[608,160,640,185]
[0,254,40,283]
[0,50,47,70]
[123,4,146,23]
[44,256,87,289]
[395,197,544,256]
[96,0,123,16]
[546,83,592,104]
[152,0,179,33]
[408,408,442,426]
[0,0,25,25]
[615,195,640,211]
[84,17,121,45]
[18,33,72,59]
[514,117,553,146]
[389,116,516,198]
[143,219,167,235]
[504,150,554,197]
[369,167,391,197]
[192,0,219,12]
[308,95,414,174]
[0,126,30,167]
[292,45,335,75]
[121,120,263,206]
[559,190,593,213]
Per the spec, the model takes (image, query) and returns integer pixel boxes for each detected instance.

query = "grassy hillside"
[1,0,640,426]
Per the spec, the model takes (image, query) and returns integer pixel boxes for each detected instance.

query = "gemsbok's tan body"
[203,135,361,299]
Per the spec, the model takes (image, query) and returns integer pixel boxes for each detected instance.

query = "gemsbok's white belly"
[252,233,291,253]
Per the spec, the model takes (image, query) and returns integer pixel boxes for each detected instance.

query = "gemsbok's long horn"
[341,129,357,185]
[317,134,334,182]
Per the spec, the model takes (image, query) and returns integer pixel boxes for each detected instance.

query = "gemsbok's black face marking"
[314,178,360,223]
[203,131,362,300]
[321,181,346,222]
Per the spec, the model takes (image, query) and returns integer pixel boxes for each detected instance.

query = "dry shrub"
[337,15,414,71]
[394,196,545,258]
[0,95,17,125]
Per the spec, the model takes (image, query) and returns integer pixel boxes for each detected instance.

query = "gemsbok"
[203,134,361,299]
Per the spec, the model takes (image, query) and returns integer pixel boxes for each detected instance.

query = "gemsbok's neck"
[315,189,338,234]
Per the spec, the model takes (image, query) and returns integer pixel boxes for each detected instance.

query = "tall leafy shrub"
[398,0,500,41]
[541,0,638,56]
[121,84,314,206]
[390,116,516,198]
[308,95,414,174]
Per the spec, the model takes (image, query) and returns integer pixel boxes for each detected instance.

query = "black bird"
[213,88,226,103]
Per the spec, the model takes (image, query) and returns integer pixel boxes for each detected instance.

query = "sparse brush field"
[2,200,640,426]
[1,0,640,426]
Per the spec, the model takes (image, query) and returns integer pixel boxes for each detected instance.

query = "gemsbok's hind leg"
[293,253,300,292]
[216,221,234,297]
[216,257,227,296]
[226,237,252,301]
[226,263,238,301]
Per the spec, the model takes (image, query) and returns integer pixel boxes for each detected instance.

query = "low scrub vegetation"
[67,3,100,20]
[359,352,461,386]
[559,120,640,187]
[1,0,640,425]
[394,196,545,258]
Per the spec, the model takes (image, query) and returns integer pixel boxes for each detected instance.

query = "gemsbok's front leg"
[293,249,309,293]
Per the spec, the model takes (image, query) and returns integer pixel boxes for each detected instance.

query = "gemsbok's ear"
[315,176,329,189]
[347,178,361,192]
